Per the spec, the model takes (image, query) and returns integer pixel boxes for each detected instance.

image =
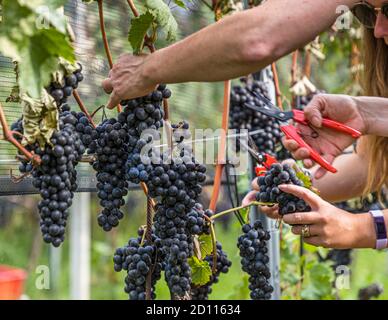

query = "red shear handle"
[281,125,337,173]
[292,110,362,138]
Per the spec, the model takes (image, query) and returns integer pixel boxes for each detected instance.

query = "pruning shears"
[244,91,362,174]
[242,136,277,177]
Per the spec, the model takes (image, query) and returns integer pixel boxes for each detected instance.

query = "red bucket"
[0,265,27,300]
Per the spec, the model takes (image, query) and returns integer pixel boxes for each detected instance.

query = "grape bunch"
[238,221,273,300]
[12,109,86,247]
[120,84,169,136]
[122,85,209,298]
[147,141,206,297]
[88,118,130,231]
[47,64,84,107]
[191,242,232,300]
[113,228,163,300]
[229,78,282,155]
[256,163,311,215]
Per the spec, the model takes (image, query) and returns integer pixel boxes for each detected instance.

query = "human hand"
[279,184,375,249]
[102,53,157,109]
[241,159,300,220]
[283,94,367,179]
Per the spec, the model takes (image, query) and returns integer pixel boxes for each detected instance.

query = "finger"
[314,167,328,179]
[304,96,325,128]
[260,205,280,220]
[292,147,310,160]
[291,224,320,236]
[278,184,322,209]
[303,159,314,168]
[281,159,296,167]
[302,236,322,247]
[282,138,299,152]
[283,211,320,225]
[314,154,334,179]
[242,191,257,207]
[102,78,113,94]
[251,177,260,191]
[107,91,121,109]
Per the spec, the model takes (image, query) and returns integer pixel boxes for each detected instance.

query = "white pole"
[70,192,91,300]
[249,67,281,300]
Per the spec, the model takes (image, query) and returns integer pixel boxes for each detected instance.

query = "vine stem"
[141,182,156,208]
[90,105,104,119]
[271,63,283,109]
[209,80,231,212]
[126,0,139,16]
[210,201,271,221]
[0,103,41,166]
[97,0,113,68]
[97,0,122,113]
[73,90,97,128]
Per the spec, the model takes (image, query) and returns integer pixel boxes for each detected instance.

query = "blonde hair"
[361,28,388,196]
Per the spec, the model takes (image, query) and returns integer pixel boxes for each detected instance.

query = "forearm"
[312,152,368,202]
[354,96,388,136]
[353,209,388,249]
[143,0,358,85]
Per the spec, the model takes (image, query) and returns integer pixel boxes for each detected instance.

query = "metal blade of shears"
[239,139,261,163]
[246,87,277,108]
[244,103,293,122]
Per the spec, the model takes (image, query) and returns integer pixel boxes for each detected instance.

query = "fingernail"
[278,184,287,191]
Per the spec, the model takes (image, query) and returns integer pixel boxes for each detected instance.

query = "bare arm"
[103,0,358,107]
[312,151,368,203]
[354,96,388,136]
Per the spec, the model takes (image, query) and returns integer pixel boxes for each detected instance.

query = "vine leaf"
[145,0,178,42]
[0,0,75,98]
[21,89,58,147]
[128,11,154,54]
[172,0,187,8]
[239,206,250,224]
[295,170,313,189]
[198,234,213,259]
[188,256,212,286]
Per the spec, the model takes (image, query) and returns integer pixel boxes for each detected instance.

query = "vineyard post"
[70,192,91,300]
[250,68,281,300]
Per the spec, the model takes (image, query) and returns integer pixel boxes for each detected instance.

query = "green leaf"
[198,234,213,258]
[0,0,75,98]
[145,0,178,42]
[128,11,154,54]
[188,256,212,286]
[239,206,250,224]
[295,169,313,189]
[173,0,187,8]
